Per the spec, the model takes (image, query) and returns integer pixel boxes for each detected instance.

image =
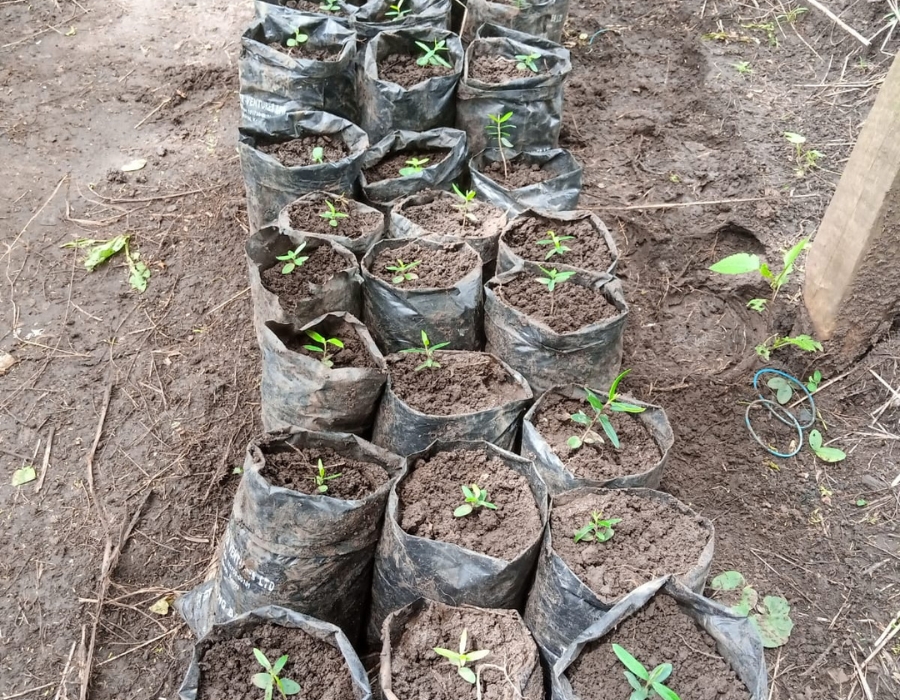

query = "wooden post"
[804,53,900,362]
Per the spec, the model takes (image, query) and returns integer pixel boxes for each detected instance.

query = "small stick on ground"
[35,426,55,492]
[805,0,870,46]
[85,384,113,529]
[582,192,820,211]
[0,682,57,700]
[133,97,171,129]
[53,640,77,700]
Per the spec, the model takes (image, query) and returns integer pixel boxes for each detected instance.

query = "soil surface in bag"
[286,197,383,239]
[468,50,551,84]
[260,245,355,303]
[370,240,479,289]
[196,622,355,700]
[365,149,451,182]
[482,157,558,187]
[256,134,350,166]
[386,351,528,414]
[503,215,614,273]
[283,318,379,370]
[551,490,711,600]
[269,40,341,61]
[565,594,751,700]
[397,447,542,560]
[386,603,542,700]
[531,393,662,482]
[274,0,354,12]
[397,192,506,239]
[260,444,389,499]
[494,275,619,333]
[378,51,453,89]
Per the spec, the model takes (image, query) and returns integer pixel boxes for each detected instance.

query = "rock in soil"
[371,240,479,289]
[495,274,619,333]
[259,444,388,500]
[256,134,349,167]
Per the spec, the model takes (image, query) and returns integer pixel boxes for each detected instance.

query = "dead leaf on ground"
[0,353,16,375]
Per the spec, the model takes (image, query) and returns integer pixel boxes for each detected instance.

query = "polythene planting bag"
[368,440,549,644]
[470,148,582,217]
[246,227,363,332]
[522,385,674,495]
[524,487,716,668]
[276,190,386,258]
[457,24,571,154]
[359,128,468,210]
[551,578,768,700]
[259,313,387,434]
[239,110,368,231]
[484,264,628,396]
[371,350,533,456]
[176,430,405,643]
[253,0,359,24]
[352,0,451,40]
[239,15,358,129]
[359,28,464,142]
[177,605,372,700]
[361,238,484,353]
[461,0,570,42]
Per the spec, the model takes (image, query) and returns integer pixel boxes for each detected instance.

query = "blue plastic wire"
[588,29,608,44]
[744,399,803,458]
[752,368,816,430]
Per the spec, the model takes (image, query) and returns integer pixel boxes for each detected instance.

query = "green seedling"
[486,111,515,179]
[536,266,574,316]
[12,464,36,487]
[286,27,309,48]
[399,156,429,177]
[276,243,309,275]
[568,370,646,450]
[856,498,869,507]
[433,629,490,684]
[319,199,348,228]
[453,483,497,517]
[385,258,421,285]
[415,39,452,68]
[709,238,809,312]
[302,330,344,368]
[777,6,808,24]
[536,230,574,261]
[574,511,621,543]
[515,52,540,72]
[313,458,342,493]
[400,330,449,370]
[385,0,409,19]
[733,60,753,75]
[62,234,151,292]
[741,21,777,46]
[452,183,479,225]
[808,429,846,463]
[783,132,824,177]
[755,334,822,361]
[611,644,681,700]
[806,369,822,392]
[252,648,301,700]
[311,146,325,164]
[765,370,822,404]
[319,0,341,11]
[710,571,794,648]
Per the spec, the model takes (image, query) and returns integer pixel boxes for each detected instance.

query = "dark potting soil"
[504,215,615,273]
[745,400,804,456]
[495,274,619,334]
[398,448,541,560]
[365,149,450,183]
[268,42,340,62]
[260,445,388,499]
[287,196,383,238]
[482,157,557,188]
[533,392,661,481]
[278,0,349,12]
[386,351,527,415]
[551,490,710,600]
[469,52,542,84]
[566,594,751,700]
[388,604,540,700]
[371,240,479,289]
[256,135,349,167]
[400,194,506,239]
[196,622,355,700]
[377,52,453,90]
[281,319,378,369]
[260,244,354,303]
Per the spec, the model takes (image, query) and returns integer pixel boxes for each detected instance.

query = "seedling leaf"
[808,429,846,462]
[458,667,476,684]
[598,413,620,448]
[711,570,746,591]
[280,679,301,695]
[12,466,36,486]
[612,645,649,681]
[253,673,273,689]
[709,253,760,275]
[751,595,794,648]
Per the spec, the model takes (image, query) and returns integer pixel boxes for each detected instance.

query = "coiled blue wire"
[745,369,816,457]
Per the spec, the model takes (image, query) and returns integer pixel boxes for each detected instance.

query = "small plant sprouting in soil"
[515,52,540,72]
[783,132,824,177]
[319,0,341,11]
[400,330,449,370]
[385,0,409,20]
[62,234,151,292]
[252,648,301,700]
[754,334,822,361]
[286,27,309,48]
[567,370,646,450]
[808,429,846,463]
[399,156,429,177]
[311,146,325,164]
[733,60,753,75]
[766,369,822,404]
[537,230,574,261]
[611,644,680,700]
[574,511,622,543]
[806,369,822,392]
[777,6,808,24]
[276,243,310,275]
[433,628,491,684]
[710,571,794,648]
[742,21,777,46]
[313,458,342,493]
[385,258,421,285]
[453,483,497,517]
[486,111,515,179]
[709,237,809,312]
[452,183,479,225]
[302,330,344,368]
[536,266,574,316]
[319,199,348,227]
[415,39,453,68]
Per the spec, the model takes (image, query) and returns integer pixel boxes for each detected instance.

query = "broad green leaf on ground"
[709,253,760,275]
[750,595,794,648]
[711,571,745,591]
[766,376,793,404]
[808,429,846,463]
[12,465,36,486]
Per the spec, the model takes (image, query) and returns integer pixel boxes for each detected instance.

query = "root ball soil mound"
[365,149,451,182]
[378,52,452,89]
[260,445,388,499]
[371,240,479,289]
[287,199,383,239]
[504,215,615,273]
[398,194,506,239]
[495,275,619,333]
[256,134,350,166]
[483,157,556,187]
[469,54,540,84]
[260,245,354,298]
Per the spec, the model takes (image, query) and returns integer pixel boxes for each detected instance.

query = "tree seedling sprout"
[783,132,823,177]
[276,243,309,275]
[733,60,752,75]
[400,330,449,370]
[313,458,342,493]
[611,644,681,700]
[433,628,491,684]
[252,648,301,700]
[319,199,349,228]
[486,111,515,179]
[754,334,822,361]
[515,52,540,72]
[709,238,809,312]
[415,39,452,68]
[453,483,497,517]
[568,369,646,450]
[537,230,574,261]
[385,258,421,285]
[574,511,622,543]
[385,0,409,20]
[536,266,575,316]
[311,146,325,164]
[399,156,429,177]
[286,27,309,48]
[319,0,341,11]
[302,330,344,368]
[452,183,479,225]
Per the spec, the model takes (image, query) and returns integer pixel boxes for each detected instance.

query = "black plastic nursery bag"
[461,0,570,42]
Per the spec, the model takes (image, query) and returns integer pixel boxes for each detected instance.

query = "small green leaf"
[454,504,473,517]
[466,649,490,661]
[856,498,868,507]
[253,648,271,670]
[271,655,288,675]
[570,411,591,425]
[733,585,758,617]
[433,647,458,661]
[784,131,806,145]
[751,595,794,648]
[808,429,823,450]
[573,522,594,542]
[608,369,630,399]
[651,663,672,684]
[584,389,604,413]
[567,435,583,449]
[709,253,760,275]
[11,466,36,486]
[654,684,682,700]
[612,644,649,681]
[711,570,745,591]
[458,666,476,684]
[253,673,273,689]
[280,679,301,695]
[813,446,847,463]
[624,670,644,693]
[598,413,620,448]
[609,401,646,414]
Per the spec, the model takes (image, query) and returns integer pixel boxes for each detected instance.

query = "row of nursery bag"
[239,19,572,152]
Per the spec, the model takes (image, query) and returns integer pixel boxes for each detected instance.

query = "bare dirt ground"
[1,1,899,699]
